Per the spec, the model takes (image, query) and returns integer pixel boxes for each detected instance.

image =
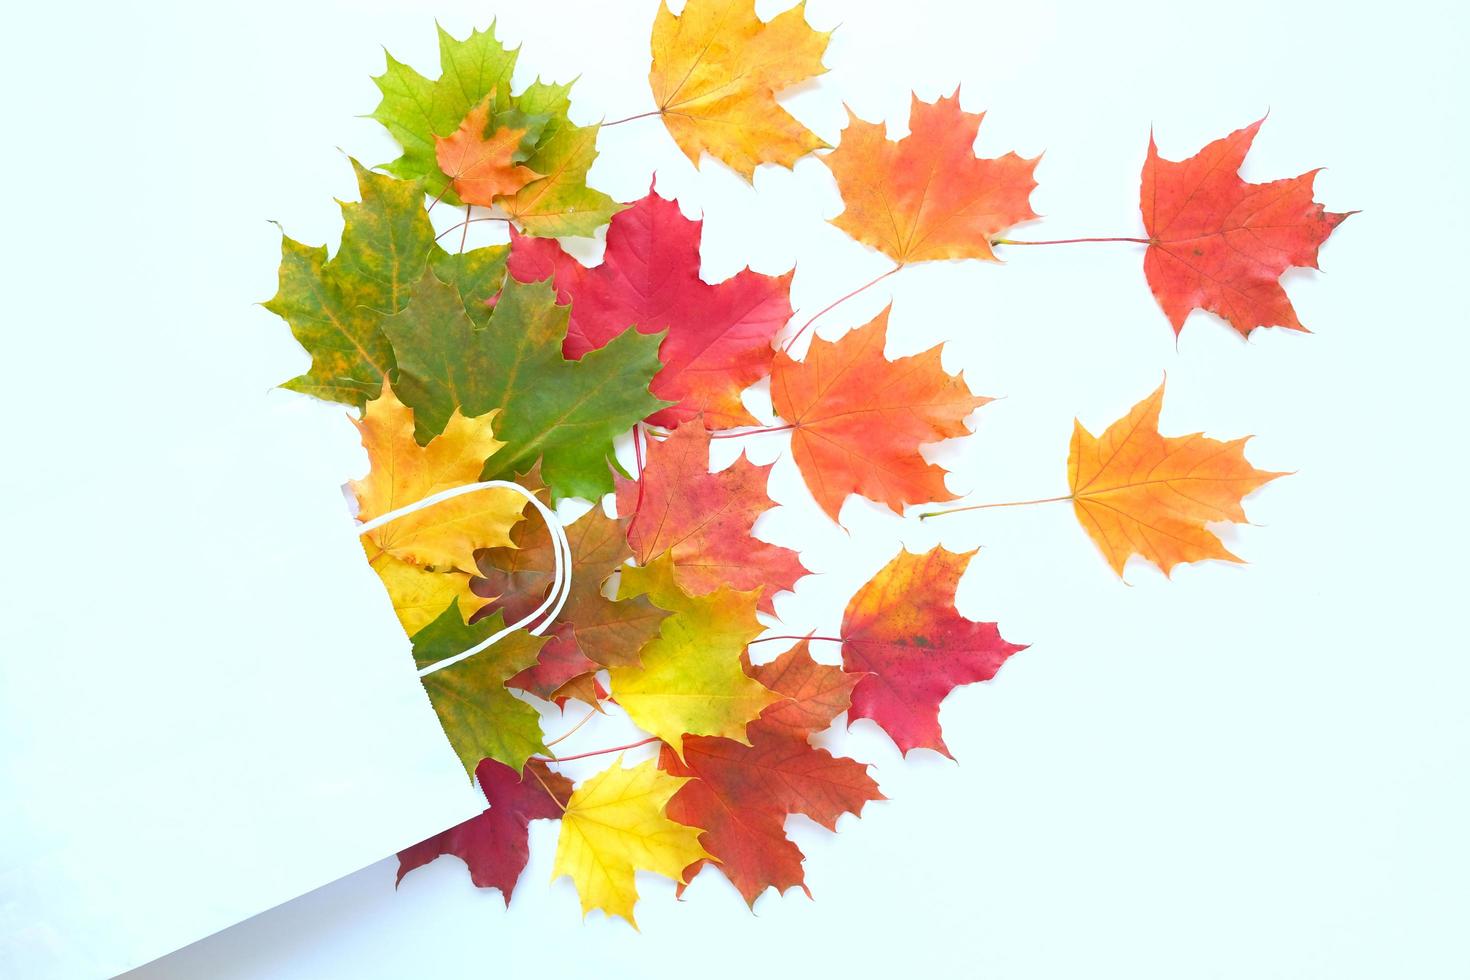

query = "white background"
[3,0,1467,978]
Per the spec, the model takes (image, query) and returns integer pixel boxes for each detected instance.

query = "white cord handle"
[356,481,571,677]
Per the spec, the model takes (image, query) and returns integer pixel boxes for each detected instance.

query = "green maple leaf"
[370,23,621,236]
[498,81,624,238]
[429,242,507,320]
[414,606,548,777]
[264,161,433,407]
[382,269,668,502]
[371,22,519,202]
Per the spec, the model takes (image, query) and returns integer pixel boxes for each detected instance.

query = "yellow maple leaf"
[648,0,830,179]
[609,554,780,755]
[1069,382,1287,577]
[552,757,711,926]
[351,380,524,573]
[361,544,478,637]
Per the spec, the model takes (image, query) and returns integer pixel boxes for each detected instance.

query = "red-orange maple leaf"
[433,95,540,206]
[506,624,606,708]
[842,547,1025,757]
[507,188,793,428]
[824,90,1040,264]
[616,423,806,612]
[1141,116,1353,337]
[662,728,881,905]
[397,758,570,901]
[742,639,861,739]
[770,308,989,523]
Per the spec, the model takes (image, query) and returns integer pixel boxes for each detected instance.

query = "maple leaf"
[413,607,549,776]
[610,554,780,755]
[742,639,860,739]
[473,502,670,669]
[350,381,524,574]
[372,25,620,233]
[496,80,624,238]
[507,624,604,707]
[661,728,882,905]
[824,91,1040,264]
[1068,381,1287,576]
[553,757,712,926]
[371,23,519,202]
[429,242,508,319]
[382,270,668,502]
[648,0,830,179]
[614,423,805,611]
[397,757,570,901]
[363,545,478,638]
[1141,117,1353,337]
[433,94,541,206]
[507,189,793,428]
[770,308,990,522]
[265,161,432,407]
[841,547,1026,757]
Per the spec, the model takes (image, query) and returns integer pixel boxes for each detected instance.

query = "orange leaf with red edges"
[1068,381,1287,577]
[841,547,1025,757]
[771,308,989,523]
[1141,116,1353,337]
[825,90,1039,264]
[616,423,806,612]
[433,95,540,206]
[507,189,793,428]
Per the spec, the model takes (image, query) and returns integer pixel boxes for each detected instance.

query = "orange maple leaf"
[1069,381,1287,576]
[824,90,1039,264]
[433,95,540,206]
[1141,116,1353,337]
[771,308,989,522]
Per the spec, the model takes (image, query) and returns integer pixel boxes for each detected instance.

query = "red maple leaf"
[1141,116,1353,337]
[506,625,606,708]
[506,188,793,428]
[396,758,570,901]
[841,547,1026,757]
[616,423,806,612]
[662,728,882,905]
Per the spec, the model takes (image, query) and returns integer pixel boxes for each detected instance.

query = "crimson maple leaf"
[841,547,1026,757]
[397,758,570,901]
[507,188,793,428]
[616,423,806,612]
[1141,116,1353,337]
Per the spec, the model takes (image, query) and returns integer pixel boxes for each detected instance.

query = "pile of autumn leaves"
[265,2,1349,926]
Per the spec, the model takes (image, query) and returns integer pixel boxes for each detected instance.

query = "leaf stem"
[749,634,844,644]
[544,708,598,748]
[919,495,1073,519]
[707,423,795,440]
[992,236,1150,246]
[537,736,662,764]
[603,109,663,127]
[780,264,904,354]
[433,215,512,243]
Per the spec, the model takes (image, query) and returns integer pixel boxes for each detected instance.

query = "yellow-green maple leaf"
[552,757,711,925]
[610,554,779,755]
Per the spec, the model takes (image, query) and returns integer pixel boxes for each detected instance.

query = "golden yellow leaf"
[1069,382,1287,577]
[362,544,478,637]
[648,0,830,178]
[609,554,780,755]
[552,757,711,926]
[350,380,524,573]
